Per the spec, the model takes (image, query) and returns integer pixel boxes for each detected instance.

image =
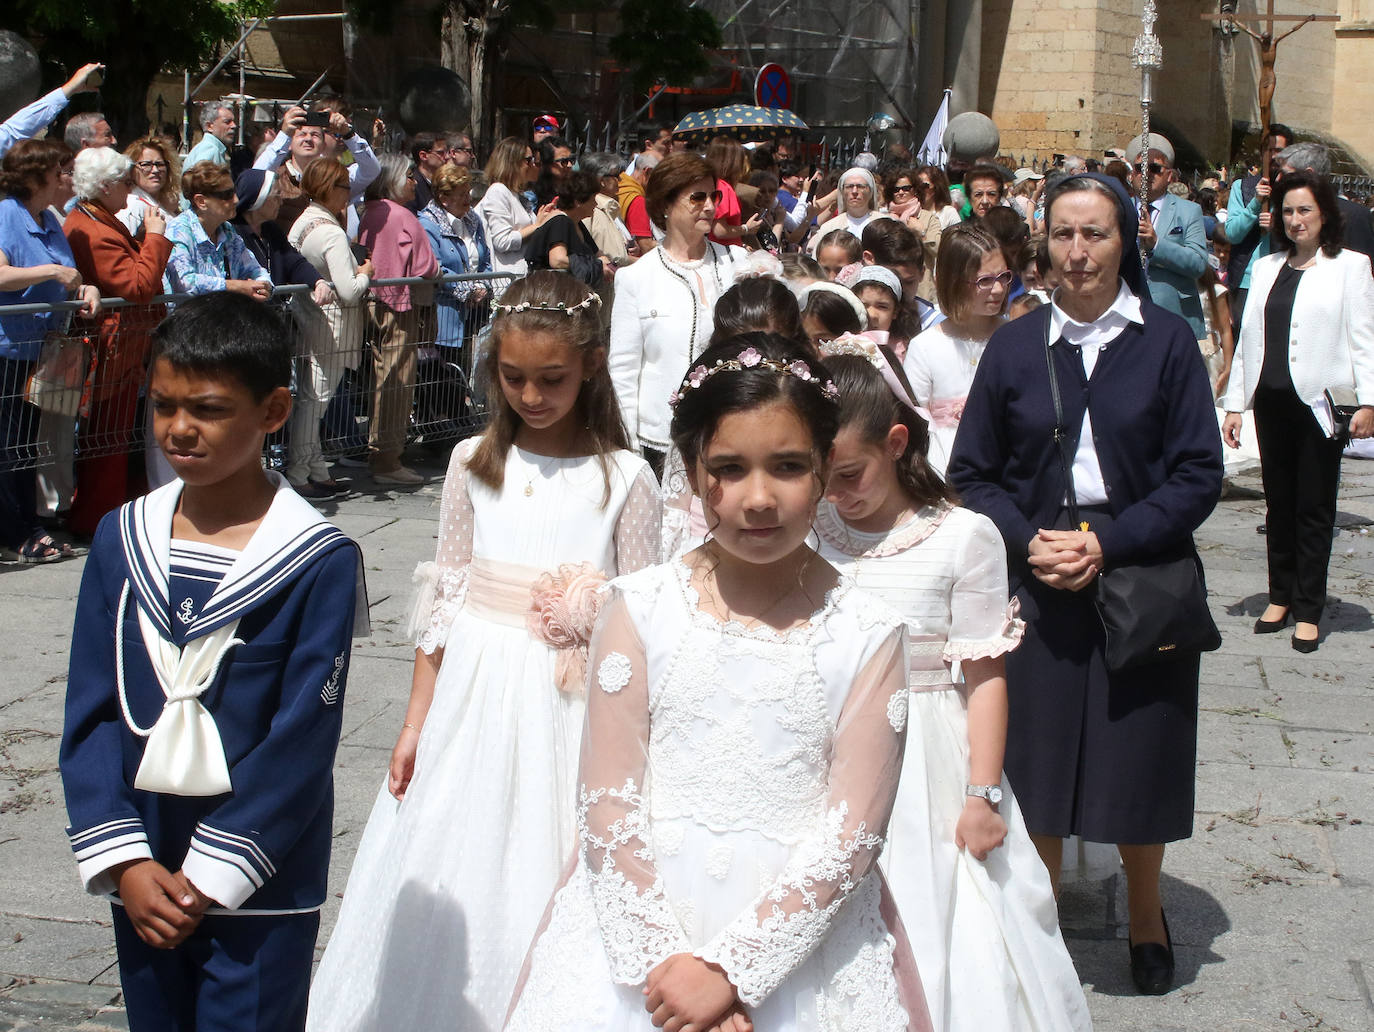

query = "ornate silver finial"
[1133,0,1164,72]
[1132,0,1163,271]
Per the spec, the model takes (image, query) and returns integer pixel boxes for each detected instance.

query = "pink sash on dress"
[927,396,966,428]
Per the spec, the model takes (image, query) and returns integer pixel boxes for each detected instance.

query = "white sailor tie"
[115,582,241,796]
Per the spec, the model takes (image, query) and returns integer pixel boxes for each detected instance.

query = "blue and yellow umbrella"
[672,104,809,143]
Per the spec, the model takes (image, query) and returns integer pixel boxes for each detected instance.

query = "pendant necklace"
[522,452,563,496]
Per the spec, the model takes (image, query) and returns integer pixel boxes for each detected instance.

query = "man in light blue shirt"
[184,102,237,167]
[0,62,104,159]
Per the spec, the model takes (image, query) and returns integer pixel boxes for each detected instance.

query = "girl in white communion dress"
[306,272,661,1032]
[506,333,932,1032]
[815,337,1092,1032]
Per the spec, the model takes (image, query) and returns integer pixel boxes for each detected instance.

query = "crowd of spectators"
[1,61,1372,579]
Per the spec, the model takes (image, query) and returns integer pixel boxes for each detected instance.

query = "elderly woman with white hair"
[809,167,889,256]
[63,146,173,534]
[357,152,440,484]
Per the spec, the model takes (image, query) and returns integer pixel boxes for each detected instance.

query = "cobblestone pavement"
[2,449,1372,1031]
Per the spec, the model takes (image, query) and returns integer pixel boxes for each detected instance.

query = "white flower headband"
[819,333,924,418]
[668,346,840,408]
[491,291,601,316]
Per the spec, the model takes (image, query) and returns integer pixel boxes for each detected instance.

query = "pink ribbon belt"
[927,397,966,429]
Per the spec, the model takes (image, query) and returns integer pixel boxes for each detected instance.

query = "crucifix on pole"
[1201,2,1340,184]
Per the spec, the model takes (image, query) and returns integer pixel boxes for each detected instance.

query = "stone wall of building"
[1333,1,1374,170]
[978,0,1364,171]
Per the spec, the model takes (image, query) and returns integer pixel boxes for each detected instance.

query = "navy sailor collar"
[120,472,367,642]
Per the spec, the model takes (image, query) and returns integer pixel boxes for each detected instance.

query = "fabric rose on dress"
[527,562,608,696]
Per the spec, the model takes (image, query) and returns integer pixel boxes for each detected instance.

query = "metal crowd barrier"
[0,272,513,475]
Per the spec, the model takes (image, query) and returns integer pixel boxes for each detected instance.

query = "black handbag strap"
[1043,316,1081,530]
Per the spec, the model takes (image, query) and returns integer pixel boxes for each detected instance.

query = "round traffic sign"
[754,63,792,110]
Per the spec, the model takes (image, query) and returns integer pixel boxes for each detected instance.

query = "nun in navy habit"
[947,172,1222,996]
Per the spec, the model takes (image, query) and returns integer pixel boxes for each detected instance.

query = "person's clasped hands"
[1027,528,1102,591]
[111,859,215,950]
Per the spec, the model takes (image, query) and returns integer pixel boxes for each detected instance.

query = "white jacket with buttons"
[608,242,748,450]
[1223,248,1374,435]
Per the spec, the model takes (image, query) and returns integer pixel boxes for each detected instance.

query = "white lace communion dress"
[816,501,1092,1032]
[506,560,934,1032]
[307,438,661,1032]
[901,322,1002,476]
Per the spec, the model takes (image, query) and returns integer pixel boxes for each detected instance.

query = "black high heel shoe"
[1253,610,1290,634]
[1129,910,1175,995]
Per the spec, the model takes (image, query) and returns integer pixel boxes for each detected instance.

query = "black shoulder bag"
[1043,325,1221,673]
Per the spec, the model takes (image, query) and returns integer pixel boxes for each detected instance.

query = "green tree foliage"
[2,0,273,137]
[609,0,722,94]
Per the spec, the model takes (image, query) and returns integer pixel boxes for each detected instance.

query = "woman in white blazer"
[1223,171,1374,652]
[475,137,552,282]
[608,152,748,474]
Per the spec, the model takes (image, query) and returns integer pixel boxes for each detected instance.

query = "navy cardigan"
[946,302,1223,580]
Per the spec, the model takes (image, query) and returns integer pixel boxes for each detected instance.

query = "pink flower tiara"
[668,347,840,408]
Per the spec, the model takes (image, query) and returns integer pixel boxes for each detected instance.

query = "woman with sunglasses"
[607,152,750,475]
[116,135,182,238]
[886,167,944,302]
[916,165,962,231]
[902,224,1010,474]
[477,137,556,281]
[532,135,575,208]
[163,161,271,299]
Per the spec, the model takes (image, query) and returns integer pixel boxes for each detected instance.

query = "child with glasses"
[902,224,1010,476]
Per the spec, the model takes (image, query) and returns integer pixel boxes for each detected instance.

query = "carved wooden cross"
[1201,2,1340,180]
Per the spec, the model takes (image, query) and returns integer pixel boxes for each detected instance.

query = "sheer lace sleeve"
[411,437,478,654]
[614,461,664,574]
[660,445,695,560]
[944,512,1025,664]
[696,624,909,1007]
[579,588,691,985]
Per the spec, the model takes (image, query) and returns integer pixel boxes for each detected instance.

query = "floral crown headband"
[819,333,925,419]
[490,291,601,316]
[669,346,839,408]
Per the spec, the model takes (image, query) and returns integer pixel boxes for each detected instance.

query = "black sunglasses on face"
[1147,162,1166,176]
[201,188,235,201]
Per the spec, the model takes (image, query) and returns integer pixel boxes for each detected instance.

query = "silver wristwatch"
[966,783,1003,805]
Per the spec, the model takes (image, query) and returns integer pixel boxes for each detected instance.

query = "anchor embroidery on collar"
[177,598,196,625]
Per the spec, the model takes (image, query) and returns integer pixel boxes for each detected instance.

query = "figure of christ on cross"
[1201,2,1340,184]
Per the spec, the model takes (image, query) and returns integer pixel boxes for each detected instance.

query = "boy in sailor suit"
[59,293,368,1031]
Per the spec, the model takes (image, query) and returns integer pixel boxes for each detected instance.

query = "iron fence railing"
[0,272,512,477]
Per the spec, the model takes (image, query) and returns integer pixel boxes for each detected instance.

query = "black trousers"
[641,446,666,481]
[1253,385,1344,624]
[0,357,40,550]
